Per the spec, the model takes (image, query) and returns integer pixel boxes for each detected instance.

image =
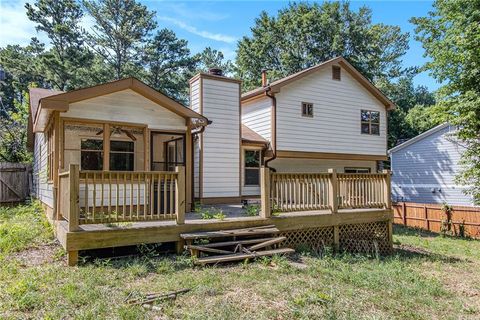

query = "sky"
[0,0,440,91]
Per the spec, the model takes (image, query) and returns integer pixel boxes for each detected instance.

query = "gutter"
[264,87,277,171]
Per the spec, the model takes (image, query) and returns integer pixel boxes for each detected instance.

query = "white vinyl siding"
[190,79,201,198]
[62,89,186,131]
[270,158,377,173]
[275,64,386,156]
[200,78,240,198]
[32,132,54,208]
[390,125,474,206]
[241,97,272,141]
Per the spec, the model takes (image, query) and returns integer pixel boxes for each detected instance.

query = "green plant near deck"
[196,207,225,220]
[245,204,260,216]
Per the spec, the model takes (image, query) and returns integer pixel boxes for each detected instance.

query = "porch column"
[175,166,186,224]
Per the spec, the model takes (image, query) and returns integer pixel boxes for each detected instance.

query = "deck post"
[67,250,79,266]
[68,164,80,232]
[328,169,338,213]
[176,166,185,225]
[260,166,271,218]
[382,169,391,209]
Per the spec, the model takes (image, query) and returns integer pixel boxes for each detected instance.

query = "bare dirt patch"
[10,242,61,267]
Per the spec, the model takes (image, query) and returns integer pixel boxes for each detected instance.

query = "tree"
[195,47,234,74]
[236,2,409,90]
[0,40,46,115]
[412,0,480,203]
[0,91,31,162]
[25,0,94,90]
[376,75,436,147]
[83,0,157,79]
[141,29,196,103]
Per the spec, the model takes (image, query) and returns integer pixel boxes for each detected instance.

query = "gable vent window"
[301,102,314,117]
[332,65,341,80]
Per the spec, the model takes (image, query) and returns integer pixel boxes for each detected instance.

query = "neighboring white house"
[388,123,474,206]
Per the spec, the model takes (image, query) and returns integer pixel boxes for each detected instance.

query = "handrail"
[261,169,391,216]
[57,165,185,230]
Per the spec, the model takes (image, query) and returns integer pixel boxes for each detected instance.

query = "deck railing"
[261,168,391,216]
[57,164,185,231]
[270,173,330,212]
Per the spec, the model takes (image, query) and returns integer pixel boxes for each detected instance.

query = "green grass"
[1,203,480,319]
[0,200,53,255]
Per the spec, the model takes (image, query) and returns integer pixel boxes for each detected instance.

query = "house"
[29,57,395,265]
[389,123,474,206]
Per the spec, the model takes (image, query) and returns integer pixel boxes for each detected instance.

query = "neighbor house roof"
[30,77,208,134]
[388,123,451,154]
[241,56,396,110]
[241,124,268,146]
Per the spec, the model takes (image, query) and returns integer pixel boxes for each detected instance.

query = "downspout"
[264,88,277,171]
[190,119,211,206]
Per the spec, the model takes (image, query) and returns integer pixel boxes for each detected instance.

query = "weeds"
[245,204,260,216]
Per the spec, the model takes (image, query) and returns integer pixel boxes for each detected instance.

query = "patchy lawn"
[1,202,479,319]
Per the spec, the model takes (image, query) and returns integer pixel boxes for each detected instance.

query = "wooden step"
[180,225,279,240]
[195,248,295,265]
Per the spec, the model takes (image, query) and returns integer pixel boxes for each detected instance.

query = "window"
[332,65,341,80]
[361,110,380,135]
[244,150,260,186]
[81,139,103,170]
[344,167,371,173]
[301,102,314,117]
[46,123,54,181]
[110,141,134,171]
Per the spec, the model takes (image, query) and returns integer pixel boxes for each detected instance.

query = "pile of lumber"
[180,225,295,265]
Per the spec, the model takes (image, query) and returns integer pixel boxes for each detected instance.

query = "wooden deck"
[50,167,394,265]
[54,208,392,252]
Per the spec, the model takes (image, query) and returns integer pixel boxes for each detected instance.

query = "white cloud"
[158,16,237,44]
[0,0,45,47]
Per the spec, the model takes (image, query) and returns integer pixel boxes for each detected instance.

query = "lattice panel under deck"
[339,221,391,255]
[280,227,334,250]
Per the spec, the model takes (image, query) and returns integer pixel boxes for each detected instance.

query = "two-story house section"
[189,57,395,203]
[241,57,395,182]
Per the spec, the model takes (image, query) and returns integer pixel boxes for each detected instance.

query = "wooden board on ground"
[180,225,279,240]
[195,248,295,265]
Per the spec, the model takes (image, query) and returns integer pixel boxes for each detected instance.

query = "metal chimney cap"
[208,68,223,76]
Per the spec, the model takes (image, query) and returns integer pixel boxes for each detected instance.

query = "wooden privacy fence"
[58,164,185,231]
[261,168,391,215]
[0,162,31,204]
[393,202,480,239]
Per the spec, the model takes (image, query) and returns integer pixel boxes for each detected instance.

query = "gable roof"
[241,57,396,110]
[27,88,64,150]
[388,123,451,154]
[31,77,208,132]
[241,124,268,146]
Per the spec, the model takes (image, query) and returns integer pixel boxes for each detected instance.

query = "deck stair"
[180,225,295,265]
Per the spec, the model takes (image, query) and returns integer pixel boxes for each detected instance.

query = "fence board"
[393,202,480,238]
[0,162,31,204]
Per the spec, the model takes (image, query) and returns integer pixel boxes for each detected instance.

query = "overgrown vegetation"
[1,203,479,318]
[0,200,53,255]
[194,204,226,220]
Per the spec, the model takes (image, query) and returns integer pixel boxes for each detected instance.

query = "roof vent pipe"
[208,68,223,76]
[261,69,268,87]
